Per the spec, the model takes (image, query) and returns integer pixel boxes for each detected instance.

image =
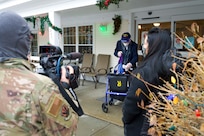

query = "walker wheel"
[102,103,108,113]
[109,100,113,106]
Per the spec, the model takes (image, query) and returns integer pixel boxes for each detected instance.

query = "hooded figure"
[0,11,79,136]
[0,11,31,62]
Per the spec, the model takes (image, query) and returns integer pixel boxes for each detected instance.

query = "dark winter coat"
[114,40,138,69]
[122,48,182,136]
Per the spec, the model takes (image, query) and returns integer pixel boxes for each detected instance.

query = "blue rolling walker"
[102,73,129,113]
[102,56,129,113]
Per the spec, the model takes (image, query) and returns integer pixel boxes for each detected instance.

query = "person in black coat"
[114,32,138,71]
[122,27,180,136]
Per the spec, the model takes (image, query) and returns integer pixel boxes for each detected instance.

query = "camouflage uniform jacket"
[0,58,78,136]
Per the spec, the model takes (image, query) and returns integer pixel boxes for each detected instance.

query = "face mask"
[123,43,129,46]
[142,47,147,57]
[142,35,148,57]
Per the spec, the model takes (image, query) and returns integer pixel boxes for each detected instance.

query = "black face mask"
[0,11,31,62]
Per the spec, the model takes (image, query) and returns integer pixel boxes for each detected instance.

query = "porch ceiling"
[0,0,202,17]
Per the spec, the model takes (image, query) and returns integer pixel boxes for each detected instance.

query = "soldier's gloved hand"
[60,66,74,83]
[60,66,69,84]
[117,51,122,57]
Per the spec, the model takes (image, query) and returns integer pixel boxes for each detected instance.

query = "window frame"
[63,24,94,54]
[31,33,38,56]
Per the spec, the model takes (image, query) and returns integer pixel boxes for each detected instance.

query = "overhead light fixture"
[153,23,160,27]
[138,25,141,29]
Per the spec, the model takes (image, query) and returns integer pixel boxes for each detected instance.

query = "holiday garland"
[25,15,62,35]
[112,14,121,35]
[96,0,128,10]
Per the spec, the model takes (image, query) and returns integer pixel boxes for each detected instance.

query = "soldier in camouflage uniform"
[0,11,78,136]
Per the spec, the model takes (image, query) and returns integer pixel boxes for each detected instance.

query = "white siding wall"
[95,20,129,70]
[25,1,204,83]
[37,27,49,46]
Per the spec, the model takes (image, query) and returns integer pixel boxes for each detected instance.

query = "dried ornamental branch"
[130,22,204,136]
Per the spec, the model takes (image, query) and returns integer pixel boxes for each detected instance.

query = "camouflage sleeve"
[33,77,79,136]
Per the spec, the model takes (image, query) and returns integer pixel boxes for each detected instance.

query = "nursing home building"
[1,0,204,77]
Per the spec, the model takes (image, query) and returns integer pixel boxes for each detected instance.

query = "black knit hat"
[0,11,31,62]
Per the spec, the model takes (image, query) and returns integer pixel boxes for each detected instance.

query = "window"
[63,25,93,54]
[136,22,171,62]
[137,22,171,49]
[78,25,93,54]
[31,33,38,56]
[174,19,204,51]
[63,27,76,53]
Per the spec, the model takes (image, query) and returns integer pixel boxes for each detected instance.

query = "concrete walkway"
[75,81,124,136]
[76,114,124,136]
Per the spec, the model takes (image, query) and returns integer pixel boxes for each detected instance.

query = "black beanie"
[0,11,31,62]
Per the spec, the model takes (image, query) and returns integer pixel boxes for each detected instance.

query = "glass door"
[138,22,171,49]
[173,19,204,51]
[136,22,171,62]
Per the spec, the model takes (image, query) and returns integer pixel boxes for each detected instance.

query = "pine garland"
[25,15,62,35]
[96,0,128,10]
[112,14,121,35]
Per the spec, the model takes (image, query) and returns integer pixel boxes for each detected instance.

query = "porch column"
[48,11,63,51]
[129,12,135,41]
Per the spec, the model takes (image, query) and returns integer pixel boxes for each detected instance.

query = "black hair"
[134,27,172,85]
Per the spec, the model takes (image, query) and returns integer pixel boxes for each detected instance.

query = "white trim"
[172,12,204,21]
[0,0,31,10]
[130,0,204,13]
